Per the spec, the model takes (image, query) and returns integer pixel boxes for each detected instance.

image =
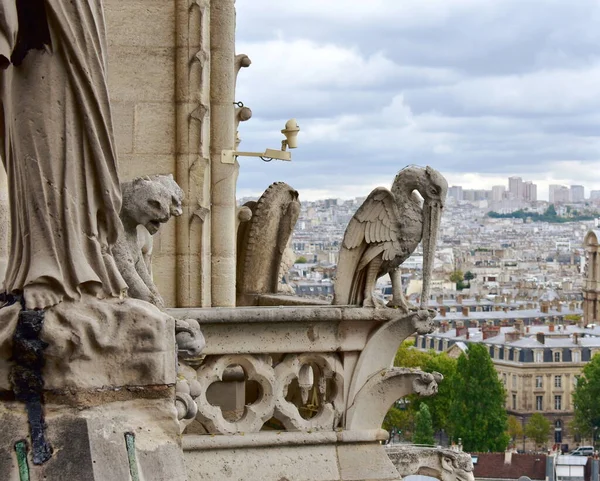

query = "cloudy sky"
[234,0,600,201]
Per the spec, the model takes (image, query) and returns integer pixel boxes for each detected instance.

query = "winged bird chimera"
[333,166,448,311]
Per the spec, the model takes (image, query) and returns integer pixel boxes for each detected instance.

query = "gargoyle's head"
[389,447,474,481]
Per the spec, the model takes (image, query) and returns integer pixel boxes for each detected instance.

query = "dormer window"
[554,351,561,362]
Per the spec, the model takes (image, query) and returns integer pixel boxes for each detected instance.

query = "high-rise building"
[448,186,463,202]
[508,176,523,200]
[491,185,506,202]
[570,185,585,203]
[590,190,600,201]
[549,184,569,203]
[524,181,537,202]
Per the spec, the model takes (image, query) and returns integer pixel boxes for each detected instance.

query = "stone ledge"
[0,296,177,391]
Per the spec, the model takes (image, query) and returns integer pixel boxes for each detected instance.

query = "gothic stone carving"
[333,166,447,310]
[115,175,183,307]
[237,182,300,299]
[388,446,475,481]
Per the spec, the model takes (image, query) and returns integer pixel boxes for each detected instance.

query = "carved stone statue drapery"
[0,0,127,309]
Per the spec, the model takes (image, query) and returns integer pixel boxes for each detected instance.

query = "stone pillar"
[0,167,7,285]
[174,0,212,307]
[210,0,237,307]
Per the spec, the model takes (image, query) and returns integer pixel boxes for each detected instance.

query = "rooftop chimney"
[505,331,521,342]
[457,295,463,305]
[439,306,447,317]
[462,306,469,317]
[549,324,555,333]
[482,325,501,340]
[504,451,513,465]
[536,332,545,344]
[541,304,549,314]
[573,333,579,345]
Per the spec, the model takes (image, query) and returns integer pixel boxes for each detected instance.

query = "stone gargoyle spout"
[387,446,475,481]
[346,368,442,431]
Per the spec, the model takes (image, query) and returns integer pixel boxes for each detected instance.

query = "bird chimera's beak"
[420,200,443,309]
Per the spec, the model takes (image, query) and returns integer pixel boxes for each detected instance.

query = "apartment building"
[416,322,598,450]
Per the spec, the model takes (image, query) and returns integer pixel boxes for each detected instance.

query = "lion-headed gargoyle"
[114,175,183,308]
[387,446,474,481]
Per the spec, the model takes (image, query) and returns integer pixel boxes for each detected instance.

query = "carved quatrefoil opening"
[205,364,263,422]
[284,363,339,421]
[195,355,276,434]
[275,354,344,431]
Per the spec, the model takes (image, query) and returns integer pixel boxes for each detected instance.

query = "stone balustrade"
[168,305,440,481]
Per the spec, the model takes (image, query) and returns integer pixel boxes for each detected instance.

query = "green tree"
[393,340,431,368]
[295,256,308,264]
[450,270,466,290]
[545,204,557,217]
[414,403,435,445]
[391,341,458,435]
[383,404,415,441]
[572,354,600,441]
[449,344,509,452]
[507,415,523,447]
[524,413,552,450]
[464,271,476,281]
[413,353,457,433]
[450,270,464,284]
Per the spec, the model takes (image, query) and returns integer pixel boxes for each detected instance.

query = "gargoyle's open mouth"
[146,220,162,235]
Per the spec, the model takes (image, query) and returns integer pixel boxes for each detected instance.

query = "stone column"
[0,167,7,285]
[174,0,212,307]
[210,0,237,307]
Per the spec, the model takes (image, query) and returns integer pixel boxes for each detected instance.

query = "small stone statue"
[0,0,128,310]
[333,166,447,311]
[114,175,183,308]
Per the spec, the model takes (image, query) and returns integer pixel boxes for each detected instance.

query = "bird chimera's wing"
[334,187,401,304]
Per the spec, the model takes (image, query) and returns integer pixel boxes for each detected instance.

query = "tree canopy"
[449,344,509,452]
[507,415,523,447]
[524,413,552,449]
[414,403,435,445]
[573,354,600,438]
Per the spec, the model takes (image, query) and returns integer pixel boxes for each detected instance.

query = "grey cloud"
[234,0,600,199]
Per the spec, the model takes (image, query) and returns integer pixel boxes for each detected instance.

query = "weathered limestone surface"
[104,0,212,307]
[334,166,448,310]
[0,398,187,481]
[387,446,475,481]
[174,305,439,481]
[0,296,176,391]
[0,167,7,284]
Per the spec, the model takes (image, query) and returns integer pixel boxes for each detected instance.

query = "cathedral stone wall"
[104,0,212,307]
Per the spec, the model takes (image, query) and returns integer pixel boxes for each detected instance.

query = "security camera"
[281,119,300,151]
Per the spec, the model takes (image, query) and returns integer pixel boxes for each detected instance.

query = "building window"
[536,376,543,388]
[554,351,561,362]
[512,394,517,410]
[512,375,517,389]
[555,395,562,410]
[535,351,543,363]
[555,375,562,388]
[555,420,563,443]
[536,396,543,411]
[573,351,581,362]
[502,373,507,385]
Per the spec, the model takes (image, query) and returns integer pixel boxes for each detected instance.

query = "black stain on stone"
[10,305,53,465]
[11,0,53,67]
